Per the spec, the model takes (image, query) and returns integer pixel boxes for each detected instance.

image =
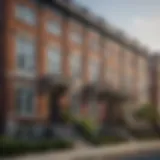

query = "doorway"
[49,85,68,124]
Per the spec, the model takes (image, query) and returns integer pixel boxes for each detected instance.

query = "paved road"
[4,141,160,160]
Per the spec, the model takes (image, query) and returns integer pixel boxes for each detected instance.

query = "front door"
[49,89,62,124]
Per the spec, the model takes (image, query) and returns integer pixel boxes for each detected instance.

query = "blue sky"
[75,0,160,52]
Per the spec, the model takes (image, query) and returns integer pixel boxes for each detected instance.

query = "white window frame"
[15,85,37,117]
[47,46,62,74]
[15,36,36,76]
[15,4,36,25]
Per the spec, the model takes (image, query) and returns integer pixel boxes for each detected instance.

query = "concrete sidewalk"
[5,140,160,160]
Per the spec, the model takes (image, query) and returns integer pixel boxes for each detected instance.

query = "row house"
[0,0,149,134]
[150,54,160,114]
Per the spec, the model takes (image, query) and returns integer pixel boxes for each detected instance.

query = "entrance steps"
[116,127,136,141]
[74,139,93,149]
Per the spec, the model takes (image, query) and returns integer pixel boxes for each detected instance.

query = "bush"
[61,111,127,145]
[97,136,127,145]
[0,137,73,157]
[134,104,158,122]
[74,120,99,145]
[61,110,77,123]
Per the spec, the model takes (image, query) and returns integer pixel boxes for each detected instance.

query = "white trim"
[7,71,37,79]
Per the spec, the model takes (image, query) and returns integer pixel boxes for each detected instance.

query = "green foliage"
[79,118,97,132]
[0,137,73,157]
[61,109,78,123]
[97,136,126,145]
[74,119,99,145]
[61,110,126,145]
[135,104,158,122]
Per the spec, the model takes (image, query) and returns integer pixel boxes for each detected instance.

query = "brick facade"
[150,54,160,113]
[0,0,150,133]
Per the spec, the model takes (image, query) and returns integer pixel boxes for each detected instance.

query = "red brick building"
[0,0,149,134]
[150,54,160,113]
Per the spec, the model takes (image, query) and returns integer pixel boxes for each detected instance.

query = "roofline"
[38,0,149,58]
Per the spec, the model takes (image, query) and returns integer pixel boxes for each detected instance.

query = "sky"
[75,0,160,53]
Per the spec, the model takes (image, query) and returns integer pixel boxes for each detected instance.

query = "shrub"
[134,104,158,122]
[0,137,73,157]
[74,120,99,145]
[61,111,127,145]
[98,136,127,145]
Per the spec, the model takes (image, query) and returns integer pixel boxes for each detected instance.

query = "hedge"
[0,137,73,157]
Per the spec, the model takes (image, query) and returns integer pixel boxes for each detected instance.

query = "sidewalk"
[5,140,160,160]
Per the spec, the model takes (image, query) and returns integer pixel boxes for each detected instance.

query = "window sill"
[7,71,37,79]
[14,114,38,121]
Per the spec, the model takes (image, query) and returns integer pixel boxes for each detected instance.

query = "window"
[70,54,81,79]
[16,36,36,73]
[106,67,113,82]
[47,46,61,74]
[89,60,99,82]
[70,31,82,44]
[15,4,36,25]
[47,20,61,35]
[15,86,36,116]
[90,39,99,51]
[105,51,109,58]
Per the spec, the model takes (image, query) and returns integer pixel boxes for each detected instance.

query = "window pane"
[15,88,24,114]
[90,39,99,51]
[70,31,82,44]
[89,60,99,81]
[16,37,35,72]
[17,54,25,69]
[15,4,36,25]
[70,54,81,79]
[15,87,35,116]
[25,90,34,114]
[47,20,61,35]
[47,47,61,74]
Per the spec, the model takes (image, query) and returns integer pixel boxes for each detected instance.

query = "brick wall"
[1,0,150,127]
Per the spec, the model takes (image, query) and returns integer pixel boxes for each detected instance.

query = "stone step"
[74,140,92,149]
